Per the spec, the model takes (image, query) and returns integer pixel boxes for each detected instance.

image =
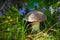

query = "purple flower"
[58,14,60,23]
[29,8,35,11]
[19,7,26,15]
[56,6,60,12]
[34,2,39,8]
[41,6,46,12]
[49,6,54,14]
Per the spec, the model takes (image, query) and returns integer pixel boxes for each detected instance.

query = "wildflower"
[56,6,60,12]
[19,7,26,15]
[58,14,60,24]
[49,6,54,14]
[41,6,46,12]
[34,2,39,8]
[29,8,35,11]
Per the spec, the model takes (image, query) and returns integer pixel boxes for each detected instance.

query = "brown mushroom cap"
[24,11,47,22]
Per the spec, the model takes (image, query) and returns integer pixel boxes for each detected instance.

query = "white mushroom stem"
[32,21,40,32]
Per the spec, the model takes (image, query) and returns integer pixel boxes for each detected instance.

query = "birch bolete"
[24,11,47,33]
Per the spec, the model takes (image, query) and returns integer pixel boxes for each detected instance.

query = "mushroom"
[24,11,47,33]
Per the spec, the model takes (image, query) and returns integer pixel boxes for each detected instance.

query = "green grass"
[0,5,60,40]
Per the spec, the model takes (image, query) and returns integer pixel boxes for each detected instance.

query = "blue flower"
[41,6,46,12]
[49,6,54,14]
[29,8,35,11]
[58,14,60,23]
[34,2,39,8]
[56,6,60,12]
[19,7,26,15]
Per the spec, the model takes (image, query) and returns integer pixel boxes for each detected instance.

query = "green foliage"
[0,6,27,40]
[0,0,60,40]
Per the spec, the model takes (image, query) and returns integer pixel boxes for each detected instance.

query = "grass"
[0,6,60,40]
